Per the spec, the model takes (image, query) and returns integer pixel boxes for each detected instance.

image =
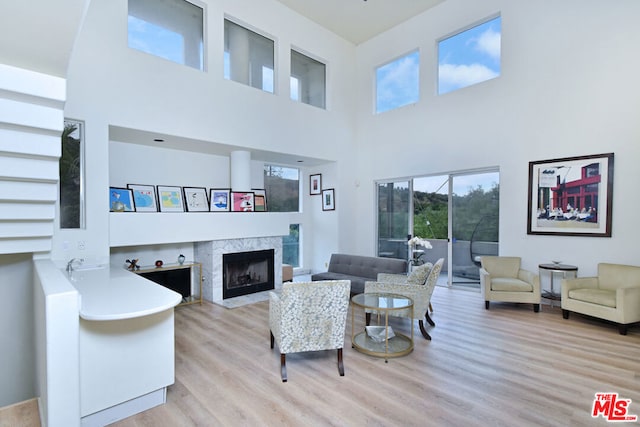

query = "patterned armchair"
[364,258,444,340]
[269,280,350,382]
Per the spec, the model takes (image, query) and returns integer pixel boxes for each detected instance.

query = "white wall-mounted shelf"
[109,212,290,247]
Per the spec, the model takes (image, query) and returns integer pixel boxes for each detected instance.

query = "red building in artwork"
[552,162,600,213]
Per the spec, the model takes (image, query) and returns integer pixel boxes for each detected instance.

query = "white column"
[230,150,251,191]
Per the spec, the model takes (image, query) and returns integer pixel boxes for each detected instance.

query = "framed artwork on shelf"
[310,173,322,195]
[157,185,185,212]
[209,189,231,212]
[127,184,157,212]
[252,189,267,212]
[322,188,335,211]
[109,187,135,212]
[527,152,614,237]
[183,187,209,212]
[231,191,255,212]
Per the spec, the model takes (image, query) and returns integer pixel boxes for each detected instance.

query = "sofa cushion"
[490,278,533,292]
[569,288,616,308]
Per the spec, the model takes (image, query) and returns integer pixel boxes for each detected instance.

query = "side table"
[351,293,414,362]
[538,263,578,307]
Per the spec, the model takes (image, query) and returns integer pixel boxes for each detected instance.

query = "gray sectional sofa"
[311,253,408,295]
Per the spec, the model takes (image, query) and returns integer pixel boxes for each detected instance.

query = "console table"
[539,263,578,307]
[134,262,202,306]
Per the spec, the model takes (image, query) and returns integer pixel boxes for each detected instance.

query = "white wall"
[352,0,640,276]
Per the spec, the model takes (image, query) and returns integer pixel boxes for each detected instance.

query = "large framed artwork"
[127,184,157,212]
[157,185,185,212]
[527,153,614,237]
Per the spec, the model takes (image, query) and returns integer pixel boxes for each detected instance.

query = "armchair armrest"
[364,281,424,319]
[617,285,640,324]
[377,273,408,283]
[518,269,540,293]
[479,267,490,295]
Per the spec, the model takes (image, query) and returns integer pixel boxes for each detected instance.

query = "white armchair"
[562,263,640,335]
[364,258,444,340]
[480,256,541,312]
[269,280,350,382]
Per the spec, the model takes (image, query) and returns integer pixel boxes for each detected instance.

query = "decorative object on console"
[109,187,135,212]
[252,189,267,212]
[178,254,185,265]
[157,185,185,212]
[209,188,231,212]
[231,191,255,212]
[126,258,140,271]
[127,184,157,212]
[310,174,322,195]
[183,187,209,212]
[527,152,614,237]
[322,188,335,211]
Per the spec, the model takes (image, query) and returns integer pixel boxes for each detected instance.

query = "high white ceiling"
[275,0,444,44]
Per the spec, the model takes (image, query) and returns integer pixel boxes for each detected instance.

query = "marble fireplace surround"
[195,237,283,303]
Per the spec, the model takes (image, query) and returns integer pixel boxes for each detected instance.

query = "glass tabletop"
[351,292,413,310]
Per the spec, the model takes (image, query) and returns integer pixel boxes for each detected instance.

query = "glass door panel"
[451,171,500,288]
[377,181,410,260]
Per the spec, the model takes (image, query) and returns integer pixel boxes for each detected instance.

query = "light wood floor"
[107,286,640,427]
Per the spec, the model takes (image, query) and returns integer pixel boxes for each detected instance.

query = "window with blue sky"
[127,0,204,71]
[438,16,501,95]
[375,50,420,114]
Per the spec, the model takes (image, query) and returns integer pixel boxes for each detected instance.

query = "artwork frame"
[231,191,255,212]
[310,173,322,195]
[252,189,267,212]
[209,189,231,212]
[527,153,614,237]
[109,187,136,212]
[156,185,185,212]
[322,188,335,211]
[183,187,209,212]
[127,184,157,212]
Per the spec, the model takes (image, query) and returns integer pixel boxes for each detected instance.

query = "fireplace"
[223,249,275,299]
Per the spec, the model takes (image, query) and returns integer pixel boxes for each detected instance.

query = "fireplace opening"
[223,249,275,299]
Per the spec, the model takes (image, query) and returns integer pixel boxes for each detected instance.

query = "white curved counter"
[69,266,182,321]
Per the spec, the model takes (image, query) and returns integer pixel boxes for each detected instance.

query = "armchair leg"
[533,304,540,313]
[337,348,345,376]
[418,320,432,340]
[270,331,274,349]
[429,302,434,314]
[562,310,569,319]
[280,354,287,382]
[425,311,436,327]
[619,324,628,335]
[485,301,490,310]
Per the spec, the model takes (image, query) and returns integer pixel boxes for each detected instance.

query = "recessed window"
[224,19,275,93]
[128,0,204,71]
[290,50,326,109]
[438,16,501,95]
[60,119,85,229]
[264,165,299,212]
[283,224,300,268]
[375,50,420,114]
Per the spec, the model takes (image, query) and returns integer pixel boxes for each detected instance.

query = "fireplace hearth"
[223,249,275,299]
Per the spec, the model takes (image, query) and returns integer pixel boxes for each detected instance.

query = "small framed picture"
[322,188,335,211]
[231,191,255,212]
[183,187,209,212]
[252,189,267,212]
[127,184,157,212]
[210,189,231,212]
[310,174,322,195]
[157,185,184,212]
[110,187,135,212]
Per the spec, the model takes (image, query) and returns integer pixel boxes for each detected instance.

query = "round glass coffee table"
[351,293,414,362]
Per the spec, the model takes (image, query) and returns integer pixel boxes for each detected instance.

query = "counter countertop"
[69,266,182,321]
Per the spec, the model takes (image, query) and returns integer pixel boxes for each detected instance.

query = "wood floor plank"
[108,286,640,426]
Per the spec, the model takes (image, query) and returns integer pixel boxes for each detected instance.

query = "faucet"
[66,258,84,273]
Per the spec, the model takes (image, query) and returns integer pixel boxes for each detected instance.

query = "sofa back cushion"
[598,263,640,290]
[328,254,407,280]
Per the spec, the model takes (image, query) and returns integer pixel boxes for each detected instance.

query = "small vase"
[178,254,185,265]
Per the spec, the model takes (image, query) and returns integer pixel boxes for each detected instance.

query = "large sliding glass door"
[376,170,499,289]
